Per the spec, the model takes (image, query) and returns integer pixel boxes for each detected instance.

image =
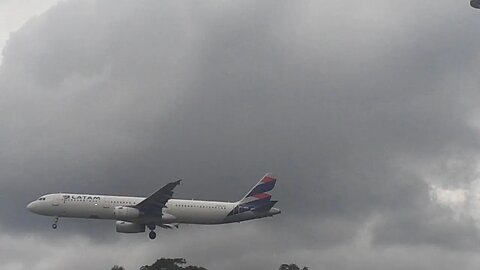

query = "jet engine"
[114,206,141,221]
[472,0,480,9]
[115,221,145,233]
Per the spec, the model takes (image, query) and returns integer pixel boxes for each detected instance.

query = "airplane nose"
[27,202,36,212]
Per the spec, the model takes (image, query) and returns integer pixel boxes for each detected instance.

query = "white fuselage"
[27,193,280,226]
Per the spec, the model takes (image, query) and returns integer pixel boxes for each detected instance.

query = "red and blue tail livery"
[228,173,278,216]
[245,174,277,197]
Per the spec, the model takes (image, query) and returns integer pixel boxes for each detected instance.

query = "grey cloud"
[1,0,480,269]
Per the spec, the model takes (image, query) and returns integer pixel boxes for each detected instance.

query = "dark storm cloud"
[1,0,480,269]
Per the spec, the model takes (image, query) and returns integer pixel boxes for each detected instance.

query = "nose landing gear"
[52,217,59,229]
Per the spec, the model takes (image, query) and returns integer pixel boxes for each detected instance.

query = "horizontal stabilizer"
[159,223,179,229]
[252,200,278,212]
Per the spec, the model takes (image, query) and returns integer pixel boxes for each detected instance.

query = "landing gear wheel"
[149,231,156,240]
[52,217,59,230]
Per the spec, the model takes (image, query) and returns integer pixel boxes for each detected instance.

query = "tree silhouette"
[140,258,206,270]
[113,257,310,270]
[279,263,308,270]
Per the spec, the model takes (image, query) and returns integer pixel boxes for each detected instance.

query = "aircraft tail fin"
[237,173,277,208]
[240,173,276,200]
[227,174,278,216]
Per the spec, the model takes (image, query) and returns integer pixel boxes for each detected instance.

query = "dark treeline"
[111,258,308,270]
[279,264,309,270]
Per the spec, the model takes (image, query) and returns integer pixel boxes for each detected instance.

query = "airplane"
[27,173,281,239]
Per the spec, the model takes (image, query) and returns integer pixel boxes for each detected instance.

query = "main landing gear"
[147,223,156,240]
[52,217,59,229]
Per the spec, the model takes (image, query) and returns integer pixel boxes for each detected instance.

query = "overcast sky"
[1,1,480,269]
[0,0,63,64]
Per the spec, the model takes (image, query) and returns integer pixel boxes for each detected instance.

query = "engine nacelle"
[115,221,145,233]
[114,206,141,221]
[472,0,480,9]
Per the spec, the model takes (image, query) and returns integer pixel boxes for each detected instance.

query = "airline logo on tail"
[228,173,278,216]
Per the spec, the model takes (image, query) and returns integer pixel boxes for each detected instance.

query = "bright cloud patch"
[430,185,468,209]
[430,181,480,231]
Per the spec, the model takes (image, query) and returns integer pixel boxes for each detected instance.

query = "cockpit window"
[38,197,46,201]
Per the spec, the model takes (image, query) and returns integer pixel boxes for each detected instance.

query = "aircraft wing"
[136,180,181,214]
